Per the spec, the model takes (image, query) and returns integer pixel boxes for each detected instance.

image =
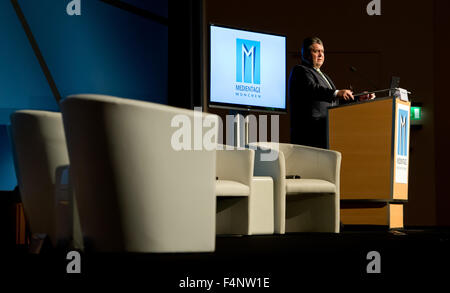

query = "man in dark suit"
[289,37,373,148]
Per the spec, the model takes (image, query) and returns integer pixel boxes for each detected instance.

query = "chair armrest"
[285,144,341,185]
[251,143,286,234]
[216,147,254,187]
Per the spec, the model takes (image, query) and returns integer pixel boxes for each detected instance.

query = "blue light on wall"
[0,0,168,190]
[19,0,168,103]
[0,126,17,190]
[0,1,58,125]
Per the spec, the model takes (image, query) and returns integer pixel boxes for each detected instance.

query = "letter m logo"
[236,39,260,84]
[397,109,409,156]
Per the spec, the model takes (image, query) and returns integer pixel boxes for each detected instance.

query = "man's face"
[309,43,325,69]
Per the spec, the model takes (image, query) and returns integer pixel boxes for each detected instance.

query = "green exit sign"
[411,106,422,120]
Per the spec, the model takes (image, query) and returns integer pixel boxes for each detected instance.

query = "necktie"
[316,68,338,106]
[316,68,333,89]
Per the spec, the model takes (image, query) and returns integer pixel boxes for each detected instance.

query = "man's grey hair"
[301,37,323,62]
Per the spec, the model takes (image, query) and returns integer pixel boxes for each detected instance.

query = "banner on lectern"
[394,103,410,184]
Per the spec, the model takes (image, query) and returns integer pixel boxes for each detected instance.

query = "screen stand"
[227,110,251,148]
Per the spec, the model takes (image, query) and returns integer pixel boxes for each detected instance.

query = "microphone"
[350,66,413,99]
[349,66,378,91]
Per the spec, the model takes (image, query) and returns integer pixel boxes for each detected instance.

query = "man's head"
[301,37,325,69]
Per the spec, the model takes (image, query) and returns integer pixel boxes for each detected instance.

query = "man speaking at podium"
[289,37,374,148]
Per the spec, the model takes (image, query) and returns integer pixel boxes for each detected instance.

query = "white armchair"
[10,110,71,247]
[250,142,341,234]
[60,94,219,252]
[215,146,274,235]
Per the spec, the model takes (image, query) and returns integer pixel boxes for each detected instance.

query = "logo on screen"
[397,109,408,156]
[236,39,260,84]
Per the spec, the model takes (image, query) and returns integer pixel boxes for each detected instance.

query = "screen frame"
[208,23,287,114]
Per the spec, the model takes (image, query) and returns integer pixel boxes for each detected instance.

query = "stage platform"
[3,227,450,286]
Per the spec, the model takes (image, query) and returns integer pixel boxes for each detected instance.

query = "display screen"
[209,24,286,112]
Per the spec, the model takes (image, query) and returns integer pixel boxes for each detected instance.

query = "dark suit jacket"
[288,63,338,148]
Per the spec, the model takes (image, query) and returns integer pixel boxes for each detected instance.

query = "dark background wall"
[0,0,168,190]
[203,0,447,226]
[434,0,450,226]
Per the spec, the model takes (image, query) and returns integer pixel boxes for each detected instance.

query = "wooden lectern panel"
[340,203,404,228]
[329,98,394,200]
[340,203,389,225]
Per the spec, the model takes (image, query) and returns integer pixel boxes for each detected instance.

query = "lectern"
[328,96,410,229]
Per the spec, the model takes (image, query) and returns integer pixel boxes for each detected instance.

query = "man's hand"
[358,92,376,101]
[336,89,354,101]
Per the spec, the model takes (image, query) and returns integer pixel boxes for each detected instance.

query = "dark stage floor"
[3,227,450,287]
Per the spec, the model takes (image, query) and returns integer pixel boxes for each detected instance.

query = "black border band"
[100,0,168,26]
